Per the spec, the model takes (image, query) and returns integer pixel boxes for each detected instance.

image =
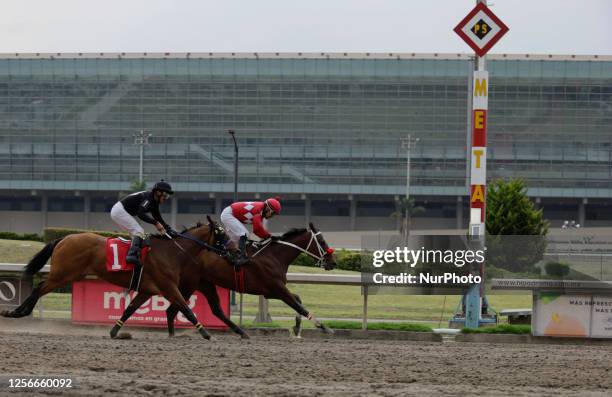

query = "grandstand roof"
[0,52,609,61]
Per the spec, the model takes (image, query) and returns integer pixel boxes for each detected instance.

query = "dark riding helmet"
[153,180,174,195]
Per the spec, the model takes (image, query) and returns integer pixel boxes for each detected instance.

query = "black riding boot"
[126,236,143,265]
[126,236,144,291]
[236,235,249,266]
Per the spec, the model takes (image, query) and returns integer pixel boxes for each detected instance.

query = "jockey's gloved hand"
[269,234,281,241]
[167,228,179,238]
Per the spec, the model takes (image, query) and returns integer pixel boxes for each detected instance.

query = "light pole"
[227,129,239,315]
[133,130,152,186]
[228,130,238,204]
[401,135,419,239]
[562,220,581,253]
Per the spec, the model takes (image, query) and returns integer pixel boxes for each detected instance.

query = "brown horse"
[0,223,225,340]
[113,222,337,339]
[108,221,250,339]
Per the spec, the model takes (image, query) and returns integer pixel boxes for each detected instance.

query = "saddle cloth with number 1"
[105,237,150,272]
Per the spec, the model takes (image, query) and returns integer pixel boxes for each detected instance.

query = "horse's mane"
[181,221,205,233]
[150,221,205,239]
[280,228,306,239]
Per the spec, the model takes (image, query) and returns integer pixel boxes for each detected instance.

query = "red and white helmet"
[264,197,282,215]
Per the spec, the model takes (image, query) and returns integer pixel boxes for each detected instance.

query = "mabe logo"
[0,281,17,302]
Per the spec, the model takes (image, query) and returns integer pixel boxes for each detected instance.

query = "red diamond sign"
[453,2,509,57]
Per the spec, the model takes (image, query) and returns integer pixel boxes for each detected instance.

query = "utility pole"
[401,135,419,240]
[227,130,238,312]
[133,130,152,186]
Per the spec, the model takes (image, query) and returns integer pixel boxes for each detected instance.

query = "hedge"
[544,262,570,277]
[43,227,129,243]
[0,231,43,242]
[291,249,362,272]
[325,320,433,332]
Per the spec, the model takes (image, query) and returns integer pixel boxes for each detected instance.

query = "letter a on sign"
[471,185,485,204]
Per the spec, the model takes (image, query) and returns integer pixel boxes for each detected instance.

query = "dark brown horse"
[113,222,337,339]
[109,221,249,339]
[0,223,226,340]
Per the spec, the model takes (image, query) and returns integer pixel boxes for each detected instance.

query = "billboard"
[533,292,612,338]
[0,276,33,314]
[72,279,229,330]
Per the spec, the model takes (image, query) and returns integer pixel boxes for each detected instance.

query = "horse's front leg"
[273,286,333,335]
[110,292,152,339]
[291,293,304,338]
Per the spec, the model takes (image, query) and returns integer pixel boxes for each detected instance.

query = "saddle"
[105,237,150,272]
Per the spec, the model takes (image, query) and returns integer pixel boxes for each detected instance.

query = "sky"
[2,0,610,55]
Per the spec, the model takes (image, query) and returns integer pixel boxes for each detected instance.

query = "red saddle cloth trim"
[234,267,245,293]
[105,237,150,272]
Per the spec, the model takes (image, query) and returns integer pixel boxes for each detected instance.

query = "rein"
[252,230,330,268]
[176,233,224,255]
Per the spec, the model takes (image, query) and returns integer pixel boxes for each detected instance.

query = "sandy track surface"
[1,318,611,396]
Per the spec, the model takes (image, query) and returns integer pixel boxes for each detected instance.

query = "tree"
[485,178,549,273]
[486,178,548,236]
[130,178,147,192]
[390,197,425,238]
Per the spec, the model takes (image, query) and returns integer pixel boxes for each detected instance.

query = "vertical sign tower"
[454,0,508,328]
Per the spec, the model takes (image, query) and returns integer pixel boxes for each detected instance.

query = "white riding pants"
[220,206,248,243]
[110,202,145,238]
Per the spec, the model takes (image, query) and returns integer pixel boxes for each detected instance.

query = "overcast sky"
[2,0,610,55]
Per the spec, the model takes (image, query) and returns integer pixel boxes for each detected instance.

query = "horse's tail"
[24,238,64,276]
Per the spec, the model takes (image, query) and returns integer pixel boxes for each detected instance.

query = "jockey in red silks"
[220,197,281,265]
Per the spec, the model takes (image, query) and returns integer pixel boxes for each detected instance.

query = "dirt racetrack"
[1,318,612,396]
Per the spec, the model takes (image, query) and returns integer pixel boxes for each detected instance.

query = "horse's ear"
[206,215,215,225]
[309,222,317,232]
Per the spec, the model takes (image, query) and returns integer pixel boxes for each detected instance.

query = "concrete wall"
[3,209,611,236]
[1,211,44,234]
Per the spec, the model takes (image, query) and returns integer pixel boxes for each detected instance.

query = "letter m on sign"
[472,71,488,110]
[474,78,487,97]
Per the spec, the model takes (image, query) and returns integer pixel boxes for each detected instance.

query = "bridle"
[252,230,333,268]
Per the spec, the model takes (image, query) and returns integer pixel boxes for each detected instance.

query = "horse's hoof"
[198,328,212,340]
[321,325,334,335]
[240,332,250,340]
[1,310,17,318]
[115,332,132,340]
[110,325,120,339]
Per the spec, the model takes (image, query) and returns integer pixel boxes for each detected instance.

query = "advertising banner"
[533,292,612,338]
[72,279,229,330]
[588,296,612,338]
[0,276,33,314]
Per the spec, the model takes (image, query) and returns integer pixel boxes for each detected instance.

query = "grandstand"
[0,53,611,233]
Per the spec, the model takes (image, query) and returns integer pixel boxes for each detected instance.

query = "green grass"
[236,277,532,323]
[462,324,531,334]
[324,320,433,332]
[38,292,72,311]
[287,265,359,274]
[242,321,284,328]
[0,239,45,263]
